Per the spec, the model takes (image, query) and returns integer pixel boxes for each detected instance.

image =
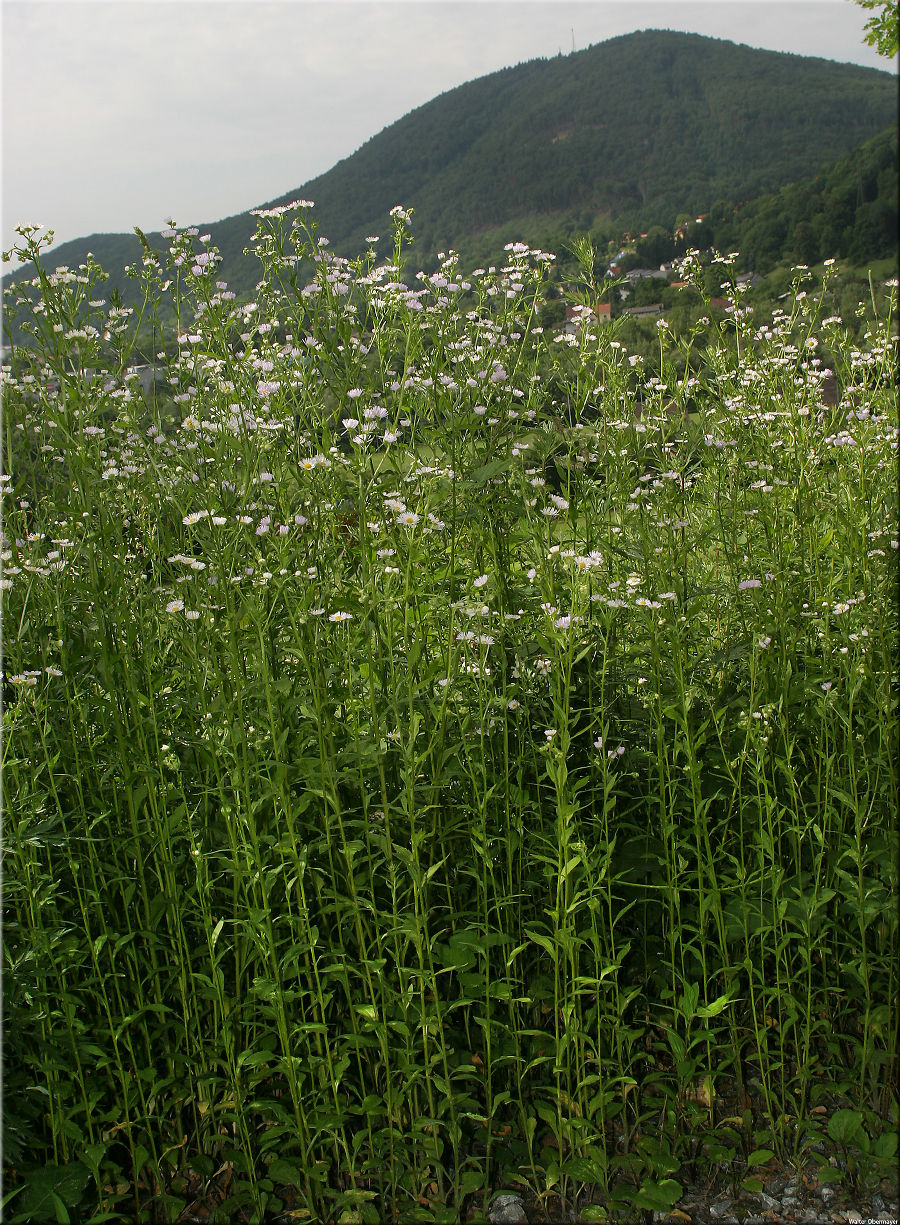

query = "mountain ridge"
[4,29,896,311]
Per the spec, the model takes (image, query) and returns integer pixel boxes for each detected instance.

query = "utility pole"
[571,27,576,53]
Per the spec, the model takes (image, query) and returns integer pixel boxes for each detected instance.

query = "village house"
[622,302,665,318]
[564,302,613,333]
[625,267,667,283]
[125,364,168,394]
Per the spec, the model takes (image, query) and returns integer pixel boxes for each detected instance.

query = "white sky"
[1,0,896,260]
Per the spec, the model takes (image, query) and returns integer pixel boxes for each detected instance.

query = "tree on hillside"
[791,219,820,265]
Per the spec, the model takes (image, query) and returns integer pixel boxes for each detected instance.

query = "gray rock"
[765,1175,788,1196]
[843,1212,864,1223]
[489,1192,527,1225]
[756,1192,779,1211]
[709,1200,734,1220]
[818,1185,837,1205]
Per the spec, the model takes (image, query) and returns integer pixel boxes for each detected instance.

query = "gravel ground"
[651,1169,899,1225]
[486,1171,899,1225]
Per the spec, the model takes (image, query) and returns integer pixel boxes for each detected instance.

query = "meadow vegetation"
[2,203,897,1224]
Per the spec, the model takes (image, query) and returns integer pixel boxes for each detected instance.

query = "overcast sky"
[2,0,895,260]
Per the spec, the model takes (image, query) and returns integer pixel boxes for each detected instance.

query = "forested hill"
[4,29,897,307]
[598,124,899,277]
[274,29,896,256]
[706,124,899,271]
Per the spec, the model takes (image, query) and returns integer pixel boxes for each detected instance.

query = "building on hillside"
[736,272,764,288]
[622,302,665,318]
[125,364,167,394]
[607,250,630,275]
[563,302,612,333]
[625,268,667,283]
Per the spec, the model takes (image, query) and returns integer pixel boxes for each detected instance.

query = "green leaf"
[561,1156,605,1182]
[424,855,448,882]
[267,1159,305,1184]
[633,1177,682,1212]
[525,928,557,958]
[1,1186,27,1220]
[873,1131,898,1160]
[561,855,583,879]
[741,1176,764,1194]
[746,1148,774,1167]
[828,1108,865,1146]
[470,459,508,486]
[51,1191,71,1225]
[679,981,699,1017]
[16,1163,90,1221]
[343,839,365,865]
[457,1170,484,1196]
[696,991,734,1018]
[578,1208,609,1222]
[81,1142,110,1175]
